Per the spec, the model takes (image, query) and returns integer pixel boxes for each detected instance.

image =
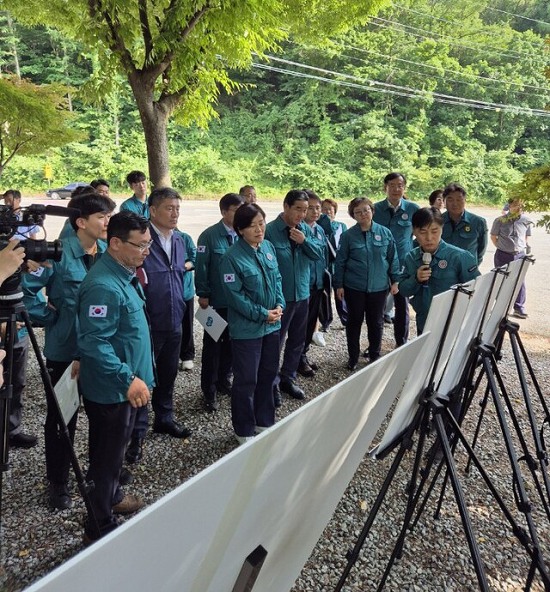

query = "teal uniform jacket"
[399,240,480,332]
[58,219,76,240]
[220,239,285,340]
[120,195,150,219]
[176,230,197,301]
[264,214,324,302]
[333,222,400,293]
[22,234,106,363]
[373,199,420,266]
[442,210,488,264]
[77,251,155,404]
[195,220,235,309]
[308,223,328,290]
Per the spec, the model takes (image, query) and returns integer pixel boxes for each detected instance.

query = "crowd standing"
[0,172,534,544]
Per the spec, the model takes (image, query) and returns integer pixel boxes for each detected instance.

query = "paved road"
[19,196,550,345]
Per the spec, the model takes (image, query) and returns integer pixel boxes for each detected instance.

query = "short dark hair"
[412,207,443,229]
[348,197,374,219]
[148,187,181,208]
[283,189,309,207]
[126,170,146,185]
[383,172,407,186]
[233,203,266,235]
[302,189,321,203]
[3,189,21,201]
[442,183,466,198]
[68,192,116,231]
[71,185,94,198]
[107,211,149,244]
[428,189,444,206]
[322,198,338,213]
[219,192,244,213]
[239,185,255,195]
[90,178,110,189]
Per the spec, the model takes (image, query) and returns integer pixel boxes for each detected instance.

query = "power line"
[259,54,550,117]
[369,17,544,61]
[332,42,550,95]
[251,60,550,118]
[483,6,550,27]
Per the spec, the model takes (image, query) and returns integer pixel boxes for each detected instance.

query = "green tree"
[1,0,389,188]
[0,75,78,178]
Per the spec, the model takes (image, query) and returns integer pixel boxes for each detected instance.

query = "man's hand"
[416,265,431,284]
[198,297,209,309]
[25,259,52,273]
[336,288,345,301]
[0,240,25,284]
[70,360,80,380]
[390,282,399,295]
[289,227,305,244]
[127,376,151,408]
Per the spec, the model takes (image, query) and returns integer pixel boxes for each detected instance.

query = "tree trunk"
[129,73,171,189]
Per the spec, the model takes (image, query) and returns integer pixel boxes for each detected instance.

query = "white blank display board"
[26,335,430,592]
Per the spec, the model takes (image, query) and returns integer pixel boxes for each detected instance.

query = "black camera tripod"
[0,294,100,553]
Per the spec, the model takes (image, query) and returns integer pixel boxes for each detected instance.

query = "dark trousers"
[200,307,232,398]
[84,399,134,539]
[344,288,388,364]
[278,298,308,383]
[231,332,279,437]
[133,329,182,438]
[7,336,28,435]
[393,291,409,346]
[301,288,324,363]
[494,249,526,313]
[45,359,78,485]
[179,297,195,362]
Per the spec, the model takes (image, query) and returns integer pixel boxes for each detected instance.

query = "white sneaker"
[235,434,255,445]
[255,426,270,435]
[312,331,326,347]
[179,360,194,371]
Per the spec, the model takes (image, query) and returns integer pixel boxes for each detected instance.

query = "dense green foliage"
[0,0,548,204]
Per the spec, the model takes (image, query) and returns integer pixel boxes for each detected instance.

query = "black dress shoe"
[9,432,38,449]
[279,380,305,400]
[273,385,282,408]
[297,361,315,378]
[153,420,192,439]
[48,482,73,510]
[347,360,358,371]
[125,436,144,464]
[216,381,232,397]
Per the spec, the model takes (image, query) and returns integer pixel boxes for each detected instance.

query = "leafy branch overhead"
[0,76,78,177]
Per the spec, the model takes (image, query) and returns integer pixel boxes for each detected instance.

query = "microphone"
[44,205,81,218]
[421,252,432,287]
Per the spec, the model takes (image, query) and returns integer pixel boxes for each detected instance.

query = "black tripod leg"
[432,410,491,591]
[21,310,101,539]
[465,381,491,475]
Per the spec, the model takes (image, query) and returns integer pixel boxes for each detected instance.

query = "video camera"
[0,204,69,301]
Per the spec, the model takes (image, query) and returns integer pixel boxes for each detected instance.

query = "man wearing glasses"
[77,211,154,543]
[125,187,192,467]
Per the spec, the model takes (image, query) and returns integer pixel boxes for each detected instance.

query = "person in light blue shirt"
[120,170,149,219]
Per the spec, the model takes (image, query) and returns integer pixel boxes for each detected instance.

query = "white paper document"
[195,306,228,342]
[54,364,80,425]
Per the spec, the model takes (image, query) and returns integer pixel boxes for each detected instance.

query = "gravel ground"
[0,314,549,591]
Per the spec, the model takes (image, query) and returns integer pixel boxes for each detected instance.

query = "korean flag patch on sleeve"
[89,305,107,318]
[197,245,206,253]
[224,274,235,283]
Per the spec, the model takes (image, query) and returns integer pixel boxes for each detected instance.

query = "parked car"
[46,182,88,200]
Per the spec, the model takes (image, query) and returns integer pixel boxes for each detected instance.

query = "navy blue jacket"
[141,226,186,332]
